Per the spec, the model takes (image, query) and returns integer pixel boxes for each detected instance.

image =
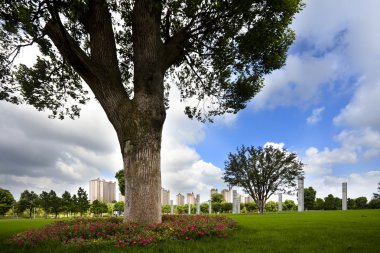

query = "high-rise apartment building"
[221,189,230,203]
[161,188,170,205]
[89,178,116,203]
[176,193,185,205]
[210,188,218,196]
[187,192,195,205]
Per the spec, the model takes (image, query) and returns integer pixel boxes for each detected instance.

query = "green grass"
[1,210,379,253]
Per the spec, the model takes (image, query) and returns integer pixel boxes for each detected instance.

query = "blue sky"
[1,0,380,203]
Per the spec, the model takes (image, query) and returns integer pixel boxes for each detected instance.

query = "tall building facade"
[221,189,230,203]
[187,192,195,205]
[176,193,185,205]
[161,188,170,205]
[210,188,218,196]
[89,178,116,203]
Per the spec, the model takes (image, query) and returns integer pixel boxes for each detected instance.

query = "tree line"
[0,187,125,218]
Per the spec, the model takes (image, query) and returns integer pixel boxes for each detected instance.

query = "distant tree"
[0,188,15,216]
[347,198,356,210]
[210,202,221,213]
[161,204,170,214]
[61,191,72,217]
[90,200,108,216]
[48,190,62,218]
[283,199,297,211]
[77,187,90,216]
[211,193,224,204]
[115,169,125,197]
[70,194,79,217]
[368,198,380,209]
[18,190,39,218]
[304,187,316,210]
[314,198,325,210]
[39,191,50,218]
[265,201,278,212]
[355,197,368,209]
[221,203,233,213]
[200,203,209,214]
[245,202,258,213]
[113,201,124,215]
[373,183,380,199]
[223,145,304,214]
[175,205,185,214]
[324,194,341,210]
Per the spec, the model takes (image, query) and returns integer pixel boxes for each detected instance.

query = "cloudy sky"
[1,0,380,204]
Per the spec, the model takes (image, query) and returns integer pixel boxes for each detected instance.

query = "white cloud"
[307,107,325,125]
[264,142,285,150]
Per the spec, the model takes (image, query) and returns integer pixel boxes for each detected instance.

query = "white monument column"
[208,200,212,214]
[188,203,191,215]
[278,193,283,212]
[342,182,347,210]
[170,200,174,214]
[196,194,200,214]
[232,190,237,214]
[298,177,304,212]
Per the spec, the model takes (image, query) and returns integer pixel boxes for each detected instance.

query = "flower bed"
[12,215,237,248]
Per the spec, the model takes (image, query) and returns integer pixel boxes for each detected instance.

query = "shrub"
[11,215,237,248]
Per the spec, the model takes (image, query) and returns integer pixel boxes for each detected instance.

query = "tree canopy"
[223,145,304,213]
[0,0,303,223]
[0,188,15,215]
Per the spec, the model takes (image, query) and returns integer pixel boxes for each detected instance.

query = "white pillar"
[188,203,191,215]
[298,177,304,212]
[232,190,237,214]
[170,200,174,214]
[196,194,200,214]
[342,182,347,210]
[208,200,212,214]
[278,193,283,212]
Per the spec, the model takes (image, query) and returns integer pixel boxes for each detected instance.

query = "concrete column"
[232,190,237,214]
[196,194,200,214]
[298,177,304,212]
[278,193,283,212]
[237,196,241,214]
[188,203,191,215]
[342,182,347,210]
[170,200,174,214]
[208,200,212,214]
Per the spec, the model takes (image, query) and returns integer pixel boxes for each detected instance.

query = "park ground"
[0,210,379,253]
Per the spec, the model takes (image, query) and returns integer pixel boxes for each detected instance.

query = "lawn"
[0,210,379,253]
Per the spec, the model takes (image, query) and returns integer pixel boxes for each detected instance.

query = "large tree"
[77,187,90,216]
[0,188,15,216]
[223,145,304,214]
[0,0,303,223]
[18,190,39,218]
[373,182,380,199]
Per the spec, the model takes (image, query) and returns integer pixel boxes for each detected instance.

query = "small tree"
[161,204,170,214]
[90,200,108,217]
[61,191,72,217]
[18,190,39,218]
[283,199,297,211]
[223,145,304,214]
[347,198,356,210]
[304,187,316,210]
[77,187,90,216]
[39,191,50,218]
[324,194,341,210]
[0,188,15,216]
[211,193,224,204]
[355,197,368,209]
[314,198,325,210]
[113,201,124,215]
[70,194,79,217]
[265,201,278,212]
[368,198,380,209]
[49,190,62,218]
